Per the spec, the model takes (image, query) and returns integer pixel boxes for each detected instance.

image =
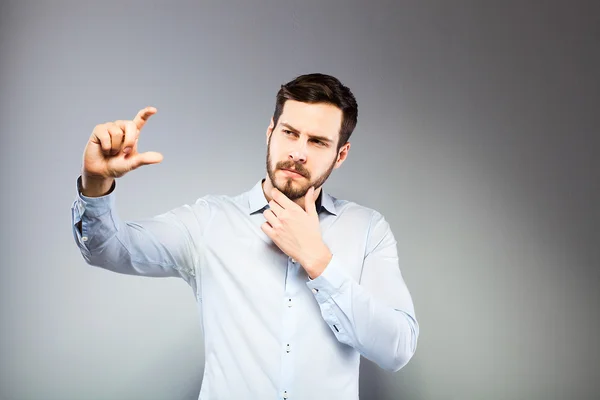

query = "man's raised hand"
[81,107,163,197]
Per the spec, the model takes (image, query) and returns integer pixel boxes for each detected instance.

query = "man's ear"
[334,142,351,169]
[266,117,275,145]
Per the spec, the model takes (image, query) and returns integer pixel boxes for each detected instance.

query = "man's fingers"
[93,126,112,155]
[261,221,275,237]
[271,188,296,209]
[268,200,285,217]
[122,121,138,154]
[106,123,124,155]
[262,209,280,228]
[129,151,163,169]
[114,120,137,154]
[132,106,157,130]
[305,187,317,215]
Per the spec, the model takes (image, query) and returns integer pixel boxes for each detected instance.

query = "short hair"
[272,73,358,149]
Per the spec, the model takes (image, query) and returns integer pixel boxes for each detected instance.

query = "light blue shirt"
[71,177,419,400]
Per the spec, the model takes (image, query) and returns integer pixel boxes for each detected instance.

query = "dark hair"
[272,73,358,150]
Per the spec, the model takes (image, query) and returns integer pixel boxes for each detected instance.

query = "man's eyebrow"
[280,122,335,144]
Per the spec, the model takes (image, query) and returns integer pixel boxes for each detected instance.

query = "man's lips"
[280,168,305,177]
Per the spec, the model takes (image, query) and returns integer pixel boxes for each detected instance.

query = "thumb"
[305,186,317,215]
[129,151,164,169]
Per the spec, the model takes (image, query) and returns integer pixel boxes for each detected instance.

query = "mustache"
[276,161,310,178]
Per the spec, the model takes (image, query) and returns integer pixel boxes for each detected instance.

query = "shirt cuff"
[306,254,351,301]
[75,175,116,217]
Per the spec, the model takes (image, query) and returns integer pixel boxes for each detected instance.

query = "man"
[71,73,419,399]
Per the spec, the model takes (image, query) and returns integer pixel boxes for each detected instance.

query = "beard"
[266,140,337,200]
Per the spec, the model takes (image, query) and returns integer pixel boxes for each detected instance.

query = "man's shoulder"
[190,190,251,213]
[329,195,385,223]
[190,193,239,206]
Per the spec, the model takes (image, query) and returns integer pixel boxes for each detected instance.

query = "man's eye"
[283,129,296,136]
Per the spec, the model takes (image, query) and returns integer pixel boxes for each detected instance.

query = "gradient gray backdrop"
[1,1,598,399]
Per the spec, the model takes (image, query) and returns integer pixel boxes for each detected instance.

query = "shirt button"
[81,236,88,242]
[288,298,292,307]
[312,288,318,294]
[286,343,291,353]
[283,391,288,399]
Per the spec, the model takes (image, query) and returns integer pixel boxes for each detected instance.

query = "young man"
[71,73,419,399]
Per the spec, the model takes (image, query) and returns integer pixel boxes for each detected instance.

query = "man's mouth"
[280,168,305,177]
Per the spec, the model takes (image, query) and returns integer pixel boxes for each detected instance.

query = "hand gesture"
[83,106,163,180]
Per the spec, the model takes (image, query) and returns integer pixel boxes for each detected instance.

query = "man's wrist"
[302,245,333,279]
[80,174,115,197]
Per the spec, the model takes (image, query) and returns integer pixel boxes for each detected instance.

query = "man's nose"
[288,143,307,163]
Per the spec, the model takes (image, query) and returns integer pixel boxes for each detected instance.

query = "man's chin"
[276,180,310,200]
[277,175,302,187]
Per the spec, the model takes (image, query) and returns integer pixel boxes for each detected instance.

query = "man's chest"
[198,210,369,285]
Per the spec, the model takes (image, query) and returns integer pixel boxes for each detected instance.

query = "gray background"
[1,0,598,399]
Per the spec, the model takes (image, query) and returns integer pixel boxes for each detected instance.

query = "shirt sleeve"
[305,211,419,372]
[70,176,206,289]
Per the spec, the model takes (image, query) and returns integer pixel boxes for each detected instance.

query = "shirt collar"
[248,179,337,216]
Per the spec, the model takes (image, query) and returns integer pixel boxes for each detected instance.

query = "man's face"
[266,100,349,200]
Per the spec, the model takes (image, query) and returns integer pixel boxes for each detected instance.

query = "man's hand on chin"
[261,186,332,279]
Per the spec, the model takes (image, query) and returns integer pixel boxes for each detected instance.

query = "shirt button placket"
[281,257,297,400]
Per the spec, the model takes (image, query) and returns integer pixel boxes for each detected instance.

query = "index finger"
[271,188,298,209]
[133,106,157,130]
[122,120,138,152]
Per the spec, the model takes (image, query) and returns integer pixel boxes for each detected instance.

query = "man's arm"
[71,175,205,288]
[306,212,419,372]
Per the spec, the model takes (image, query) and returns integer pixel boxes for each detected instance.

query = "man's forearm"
[306,257,418,372]
[70,180,197,280]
